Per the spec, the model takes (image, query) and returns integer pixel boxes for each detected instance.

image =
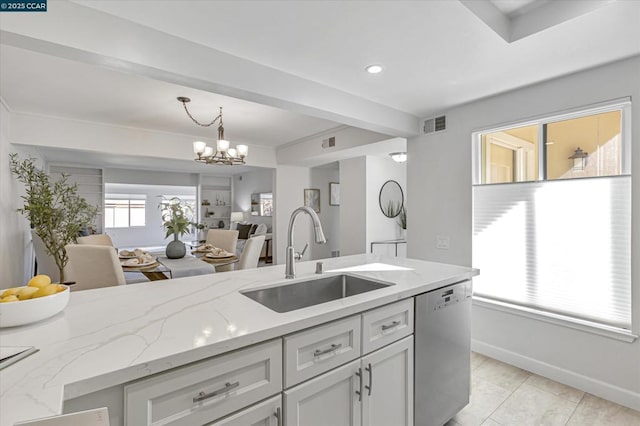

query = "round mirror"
[379,180,404,218]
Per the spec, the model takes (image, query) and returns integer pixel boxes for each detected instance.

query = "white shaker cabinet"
[285,336,413,426]
[206,396,281,426]
[284,360,362,426]
[362,336,414,426]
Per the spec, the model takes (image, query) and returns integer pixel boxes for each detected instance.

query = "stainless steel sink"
[241,274,393,313]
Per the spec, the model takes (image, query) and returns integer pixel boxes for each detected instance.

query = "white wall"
[277,126,391,167]
[104,183,196,249]
[310,165,340,260]
[407,56,640,409]
[232,168,274,230]
[104,168,198,187]
[339,157,367,256]
[0,102,33,286]
[365,156,406,255]
[274,165,312,265]
[10,112,277,169]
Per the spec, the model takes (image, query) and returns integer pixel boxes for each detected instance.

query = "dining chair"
[31,230,72,283]
[65,244,126,291]
[77,234,114,246]
[236,235,266,271]
[205,229,239,272]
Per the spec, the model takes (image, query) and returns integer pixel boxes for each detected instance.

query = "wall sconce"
[568,147,588,171]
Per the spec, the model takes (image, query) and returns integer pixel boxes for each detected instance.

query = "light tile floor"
[445,353,640,426]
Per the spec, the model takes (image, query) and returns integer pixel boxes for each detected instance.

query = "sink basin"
[241,274,393,313]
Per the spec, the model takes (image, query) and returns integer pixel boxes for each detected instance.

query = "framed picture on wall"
[329,182,340,206]
[304,188,321,213]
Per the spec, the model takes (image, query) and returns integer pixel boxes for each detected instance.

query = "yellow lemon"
[28,275,51,289]
[16,286,39,300]
[32,284,59,299]
[0,295,19,303]
[1,287,20,298]
[55,284,67,293]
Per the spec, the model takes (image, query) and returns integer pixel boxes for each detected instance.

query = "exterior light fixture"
[389,152,407,163]
[178,97,248,165]
[568,147,588,171]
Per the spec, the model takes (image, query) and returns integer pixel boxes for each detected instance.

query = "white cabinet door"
[361,336,413,426]
[284,360,361,426]
[207,396,281,426]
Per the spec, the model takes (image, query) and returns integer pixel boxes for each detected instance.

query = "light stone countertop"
[0,254,478,425]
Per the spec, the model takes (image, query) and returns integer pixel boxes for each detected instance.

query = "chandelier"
[177,97,248,165]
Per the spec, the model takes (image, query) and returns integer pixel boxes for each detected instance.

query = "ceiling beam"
[0,1,419,137]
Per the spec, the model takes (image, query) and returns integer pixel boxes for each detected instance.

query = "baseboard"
[472,339,640,411]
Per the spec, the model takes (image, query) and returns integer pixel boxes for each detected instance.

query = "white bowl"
[0,285,70,328]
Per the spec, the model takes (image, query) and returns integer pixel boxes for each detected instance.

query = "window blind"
[472,176,631,330]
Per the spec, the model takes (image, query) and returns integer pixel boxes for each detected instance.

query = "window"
[105,197,146,228]
[472,99,631,333]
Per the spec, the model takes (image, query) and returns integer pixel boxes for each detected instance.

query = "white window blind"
[473,175,631,330]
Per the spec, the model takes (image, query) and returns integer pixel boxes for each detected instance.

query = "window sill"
[473,296,637,343]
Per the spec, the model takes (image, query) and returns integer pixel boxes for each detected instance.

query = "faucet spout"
[286,206,326,279]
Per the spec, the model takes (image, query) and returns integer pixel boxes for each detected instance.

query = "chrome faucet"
[286,206,327,279]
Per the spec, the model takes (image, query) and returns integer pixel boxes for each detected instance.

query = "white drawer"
[206,395,281,426]
[124,339,282,426]
[362,299,414,354]
[284,315,361,387]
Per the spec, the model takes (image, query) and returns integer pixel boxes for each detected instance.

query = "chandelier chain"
[181,102,222,127]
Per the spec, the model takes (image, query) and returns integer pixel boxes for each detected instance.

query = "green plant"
[398,206,407,230]
[10,153,98,282]
[159,197,193,240]
[384,200,402,217]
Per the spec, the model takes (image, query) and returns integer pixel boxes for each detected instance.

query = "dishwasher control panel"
[428,281,472,311]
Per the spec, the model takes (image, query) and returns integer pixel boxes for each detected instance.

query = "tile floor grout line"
[482,373,528,425]
[564,392,587,426]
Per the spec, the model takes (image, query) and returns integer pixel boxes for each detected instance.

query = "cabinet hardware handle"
[192,381,239,403]
[314,343,342,357]
[274,407,282,426]
[381,320,401,331]
[365,363,373,396]
[355,367,363,401]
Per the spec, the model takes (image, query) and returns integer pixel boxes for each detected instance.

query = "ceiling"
[71,0,640,117]
[0,45,341,149]
[1,0,638,174]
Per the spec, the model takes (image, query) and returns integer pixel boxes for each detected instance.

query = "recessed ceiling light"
[389,152,407,163]
[365,64,383,74]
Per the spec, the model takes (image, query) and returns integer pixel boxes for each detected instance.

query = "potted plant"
[398,206,407,239]
[9,153,98,282]
[160,197,193,259]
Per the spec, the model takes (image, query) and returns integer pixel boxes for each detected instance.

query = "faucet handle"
[295,243,309,260]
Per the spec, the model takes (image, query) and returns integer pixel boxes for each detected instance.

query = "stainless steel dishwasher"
[415,280,472,426]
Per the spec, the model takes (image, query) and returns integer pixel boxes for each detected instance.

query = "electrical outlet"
[436,235,450,250]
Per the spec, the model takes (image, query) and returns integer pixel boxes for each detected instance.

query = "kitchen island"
[0,254,478,426]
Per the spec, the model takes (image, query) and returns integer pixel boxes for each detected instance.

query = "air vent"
[422,115,447,134]
[322,137,336,149]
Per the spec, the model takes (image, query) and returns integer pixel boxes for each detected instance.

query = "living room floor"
[445,353,640,426]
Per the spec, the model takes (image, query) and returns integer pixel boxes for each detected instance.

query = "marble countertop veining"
[0,254,478,425]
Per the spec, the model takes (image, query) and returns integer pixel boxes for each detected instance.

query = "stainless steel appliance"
[415,280,473,426]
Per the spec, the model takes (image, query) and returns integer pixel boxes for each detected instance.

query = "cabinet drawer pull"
[381,320,401,331]
[192,381,239,403]
[274,407,282,426]
[355,367,363,401]
[313,343,342,357]
[365,363,373,395]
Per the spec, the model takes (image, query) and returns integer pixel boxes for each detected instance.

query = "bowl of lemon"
[0,275,70,328]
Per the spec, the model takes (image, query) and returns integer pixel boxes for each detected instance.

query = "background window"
[105,198,146,228]
[481,124,538,184]
[545,110,621,180]
[473,101,631,332]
